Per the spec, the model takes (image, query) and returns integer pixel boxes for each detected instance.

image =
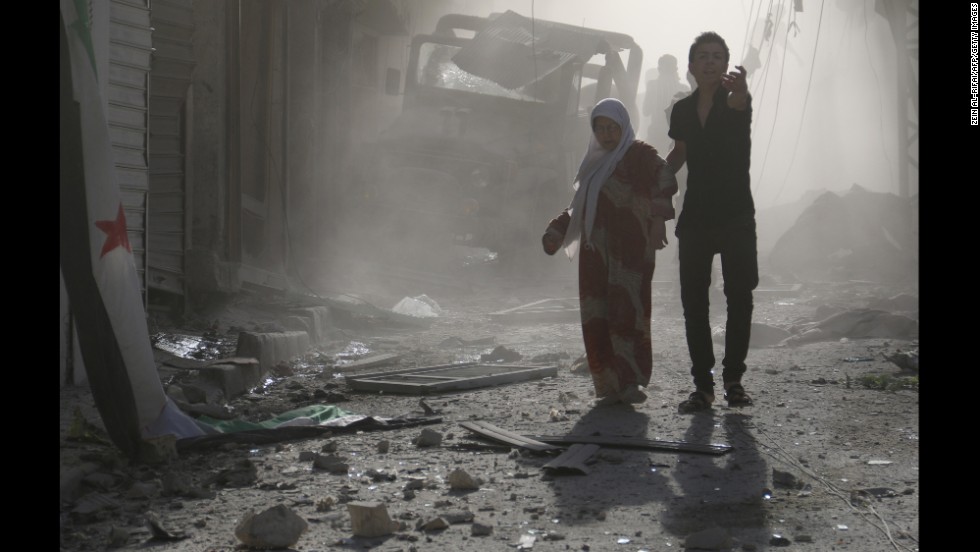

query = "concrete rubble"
[234,504,308,548]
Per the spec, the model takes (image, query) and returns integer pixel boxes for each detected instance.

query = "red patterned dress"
[547,141,676,399]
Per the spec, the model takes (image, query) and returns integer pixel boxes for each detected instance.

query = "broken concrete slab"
[781,308,918,346]
[197,364,249,399]
[713,322,792,348]
[236,331,310,374]
[768,185,916,284]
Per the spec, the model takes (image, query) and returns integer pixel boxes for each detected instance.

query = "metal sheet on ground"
[543,443,600,475]
[529,434,732,455]
[459,421,562,452]
[345,362,558,394]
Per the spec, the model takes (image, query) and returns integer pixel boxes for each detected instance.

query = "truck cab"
[352,11,643,271]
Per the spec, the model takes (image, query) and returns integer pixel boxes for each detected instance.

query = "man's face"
[689,42,729,87]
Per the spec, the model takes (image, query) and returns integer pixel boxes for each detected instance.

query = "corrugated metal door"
[108,0,153,303]
[147,0,195,299]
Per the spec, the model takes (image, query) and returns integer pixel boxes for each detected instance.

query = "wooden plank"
[543,444,600,475]
[528,434,731,456]
[459,421,562,452]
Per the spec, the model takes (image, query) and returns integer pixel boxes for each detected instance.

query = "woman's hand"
[542,228,564,255]
[650,217,668,250]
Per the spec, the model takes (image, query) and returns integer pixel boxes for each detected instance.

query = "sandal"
[678,390,714,413]
[724,384,754,407]
[620,384,648,404]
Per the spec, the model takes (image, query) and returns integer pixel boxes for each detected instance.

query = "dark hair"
[688,32,730,63]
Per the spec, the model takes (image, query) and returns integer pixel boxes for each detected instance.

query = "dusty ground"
[59,256,920,552]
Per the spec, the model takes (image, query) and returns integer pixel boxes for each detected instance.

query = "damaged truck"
[348,10,643,272]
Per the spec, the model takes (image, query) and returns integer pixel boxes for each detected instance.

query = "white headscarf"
[562,98,636,259]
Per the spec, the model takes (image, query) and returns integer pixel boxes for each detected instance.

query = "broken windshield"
[416,42,544,102]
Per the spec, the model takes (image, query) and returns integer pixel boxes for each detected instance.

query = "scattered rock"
[60,462,100,504]
[298,451,316,462]
[882,350,918,372]
[772,468,803,489]
[316,497,336,512]
[71,493,119,523]
[414,428,443,447]
[146,511,188,541]
[365,468,396,482]
[441,510,475,524]
[211,458,258,487]
[272,360,294,377]
[234,504,308,548]
[480,345,522,363]
[769,534,792,546]
[448,468,481,490]
[107,525,129,548]
[348,501,401,537]
[516,534,536,549]
[139,435,179,465]
[313,454,350,474]
[713,322,792,348]
[125,480,161,499]
[471,519,493,536]
[403,478,426,491]
[417,516,449,531]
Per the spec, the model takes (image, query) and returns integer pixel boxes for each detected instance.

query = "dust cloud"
[467,0,917,207]
[322,0,917,293]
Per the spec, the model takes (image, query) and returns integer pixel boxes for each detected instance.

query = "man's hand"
[721,65,748,93]
[542,228,564,255]
[722,65,749,110]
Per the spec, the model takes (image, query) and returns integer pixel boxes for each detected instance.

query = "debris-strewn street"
[60,270,919,551]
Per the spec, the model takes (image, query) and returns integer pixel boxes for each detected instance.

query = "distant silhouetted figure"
[643,55,690,152]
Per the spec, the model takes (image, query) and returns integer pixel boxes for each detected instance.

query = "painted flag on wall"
[60,0,203,460]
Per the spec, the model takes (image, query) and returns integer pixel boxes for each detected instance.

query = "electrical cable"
[754,2,794,197]
[771,0,827,206]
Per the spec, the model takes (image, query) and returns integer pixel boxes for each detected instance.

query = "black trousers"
[677,219,759,393]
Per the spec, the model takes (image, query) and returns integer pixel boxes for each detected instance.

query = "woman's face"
[592,116,622,151]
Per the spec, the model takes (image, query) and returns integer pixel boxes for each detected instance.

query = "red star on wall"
[95,203,132,258]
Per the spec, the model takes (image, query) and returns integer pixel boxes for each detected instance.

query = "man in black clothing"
[665,32,758,413]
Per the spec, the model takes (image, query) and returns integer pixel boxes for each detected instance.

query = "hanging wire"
[772,0,828,206]
[749,0,787,141]
[862,0,896,188]
[530,0,538,150]
[754,2,795,197]
[740,0,766,62]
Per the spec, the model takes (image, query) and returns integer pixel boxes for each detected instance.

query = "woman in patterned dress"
[542,98,677,406]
